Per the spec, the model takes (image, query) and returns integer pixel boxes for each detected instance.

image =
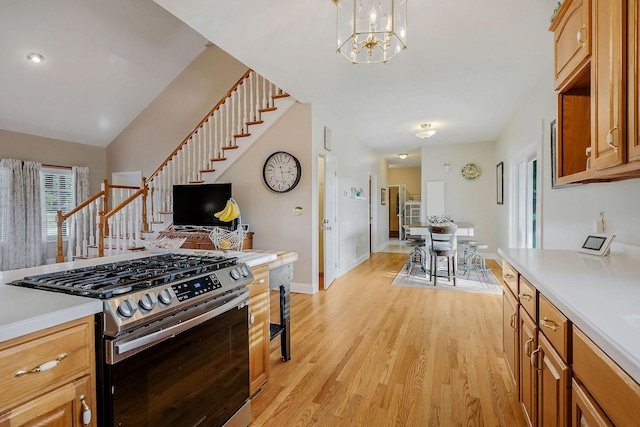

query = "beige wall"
[388,167,421,198]
[107,45,248,177]
[0,129,106,193]
[218,103,313,287]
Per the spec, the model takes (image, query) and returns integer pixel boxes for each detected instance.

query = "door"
[322,153,338,289]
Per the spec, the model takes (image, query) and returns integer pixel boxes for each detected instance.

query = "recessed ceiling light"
[27,53,44,63]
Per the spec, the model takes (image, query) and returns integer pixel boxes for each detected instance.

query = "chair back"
[428,224,458,256]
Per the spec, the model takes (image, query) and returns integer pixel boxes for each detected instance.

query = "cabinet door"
[591,0,626,170]
[553,0,591,90]
[571,379,613,427]
[536,334,571,427]
[0,374,94,427]
[627,0,640,162]
[503,289,519,391]
[519,309,537,427]
[248,265,270,396]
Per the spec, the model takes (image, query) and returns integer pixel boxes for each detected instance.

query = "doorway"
[318,153,337,290]
[388,184,405,239]
[510,146,540,249]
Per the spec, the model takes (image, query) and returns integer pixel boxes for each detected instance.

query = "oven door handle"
[114,292,248,357]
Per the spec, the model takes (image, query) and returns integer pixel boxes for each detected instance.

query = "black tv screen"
[172,183,236,229]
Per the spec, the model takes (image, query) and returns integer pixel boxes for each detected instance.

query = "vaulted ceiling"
[1,0,557,167]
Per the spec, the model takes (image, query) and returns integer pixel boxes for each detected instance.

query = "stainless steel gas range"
[9,253,253,427]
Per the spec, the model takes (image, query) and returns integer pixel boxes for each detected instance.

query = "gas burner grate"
[10,253,239,298]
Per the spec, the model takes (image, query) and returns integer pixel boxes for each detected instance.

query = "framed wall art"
[496,161,504,205]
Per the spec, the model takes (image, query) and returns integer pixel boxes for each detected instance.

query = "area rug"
[391,265,503,295]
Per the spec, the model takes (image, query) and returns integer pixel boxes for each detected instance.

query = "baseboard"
[290,281,315,294]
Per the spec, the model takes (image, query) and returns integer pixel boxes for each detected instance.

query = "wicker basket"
[208,198,247,251]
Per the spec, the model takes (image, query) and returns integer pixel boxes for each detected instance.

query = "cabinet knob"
[576,24,586,47]
[15,353,68,377]
[518,293,532,301]
[541,317,558,331]
[80,395,92,426]
[607,126,619,152]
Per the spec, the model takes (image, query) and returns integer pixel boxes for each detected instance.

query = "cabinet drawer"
[538,294,570,360]
[248,264,269,297]
[518,277,537,321]
[573,327,640,427]
[502,261,518,297]
[0,316,93,411]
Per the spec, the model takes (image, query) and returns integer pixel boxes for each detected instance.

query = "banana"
[214,199,233,219]
[220,200,239,222]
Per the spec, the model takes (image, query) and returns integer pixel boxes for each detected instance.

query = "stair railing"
[55,69,288,262]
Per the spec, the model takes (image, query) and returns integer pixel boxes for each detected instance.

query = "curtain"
[70,166,90,255]
[0,159,44,271]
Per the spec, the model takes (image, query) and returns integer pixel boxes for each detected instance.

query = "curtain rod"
[42,163,72,170]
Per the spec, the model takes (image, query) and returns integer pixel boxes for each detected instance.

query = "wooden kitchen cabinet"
[572,327,640,426]
[248,264,270,396]
[551,0,591,90]
[571,378,613,427]
[590,0,626,171]
[519,307,538,427]
[503,283,519,390]
[0,316,96,427]
[551,0,640,185]
[535,333,571,427]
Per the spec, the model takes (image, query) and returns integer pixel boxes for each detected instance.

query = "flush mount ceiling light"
[397,153,408,159]
[27,52,44,63]
[334,0,408,64]
[416,123,436,139]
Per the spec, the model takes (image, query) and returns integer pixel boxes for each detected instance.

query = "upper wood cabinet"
[551,0,640,185]
[591,0,626,171]
[551,0,591,90]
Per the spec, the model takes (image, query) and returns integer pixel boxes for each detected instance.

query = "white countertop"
[0,249,278,344]
[498,248,640,384]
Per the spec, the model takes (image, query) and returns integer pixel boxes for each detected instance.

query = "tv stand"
[159,227,254,250]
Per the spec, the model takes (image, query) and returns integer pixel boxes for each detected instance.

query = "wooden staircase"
[56,68,294,262]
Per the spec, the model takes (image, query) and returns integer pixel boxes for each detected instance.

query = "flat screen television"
[172,183,237,229]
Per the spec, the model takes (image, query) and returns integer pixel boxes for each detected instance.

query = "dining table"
[407,221,475,238]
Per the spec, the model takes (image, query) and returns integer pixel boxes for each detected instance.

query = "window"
[41,168,74,241]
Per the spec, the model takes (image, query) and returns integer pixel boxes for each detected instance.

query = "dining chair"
[428,223,458,286]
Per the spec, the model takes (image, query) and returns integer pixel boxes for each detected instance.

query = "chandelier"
[335,0,407,64]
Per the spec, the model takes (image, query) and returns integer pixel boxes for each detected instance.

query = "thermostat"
[578,234,615,256]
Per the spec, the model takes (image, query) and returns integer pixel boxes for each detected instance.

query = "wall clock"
[263,151,301,193]
[461,163,481,181]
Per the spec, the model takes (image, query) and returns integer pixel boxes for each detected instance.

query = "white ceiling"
[1,0,557,168]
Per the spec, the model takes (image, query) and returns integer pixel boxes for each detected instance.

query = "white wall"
[496,66,640,251]
[421,141,498,256]
[312,106,388,282]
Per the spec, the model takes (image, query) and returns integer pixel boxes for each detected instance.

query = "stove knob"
[158,288,173,305]
[230,268,241,280]
[139,293,158,311]
[240,265,251,277]
[117,299,138,318]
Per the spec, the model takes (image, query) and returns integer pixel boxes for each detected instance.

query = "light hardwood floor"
[251,252,526,426]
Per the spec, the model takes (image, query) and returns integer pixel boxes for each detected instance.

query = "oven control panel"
[171,275,223,302]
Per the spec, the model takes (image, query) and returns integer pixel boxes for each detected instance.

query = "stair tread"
[247,120,264,125]
[211,158,227,162]
[272,93,290,99]
[189,180,204,184]
[200,169,215,173]
[234,133,251,138]
[259,107,277,113]
[221,145,239,150]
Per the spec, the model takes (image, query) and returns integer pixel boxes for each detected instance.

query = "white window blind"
[41,168,75,241]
